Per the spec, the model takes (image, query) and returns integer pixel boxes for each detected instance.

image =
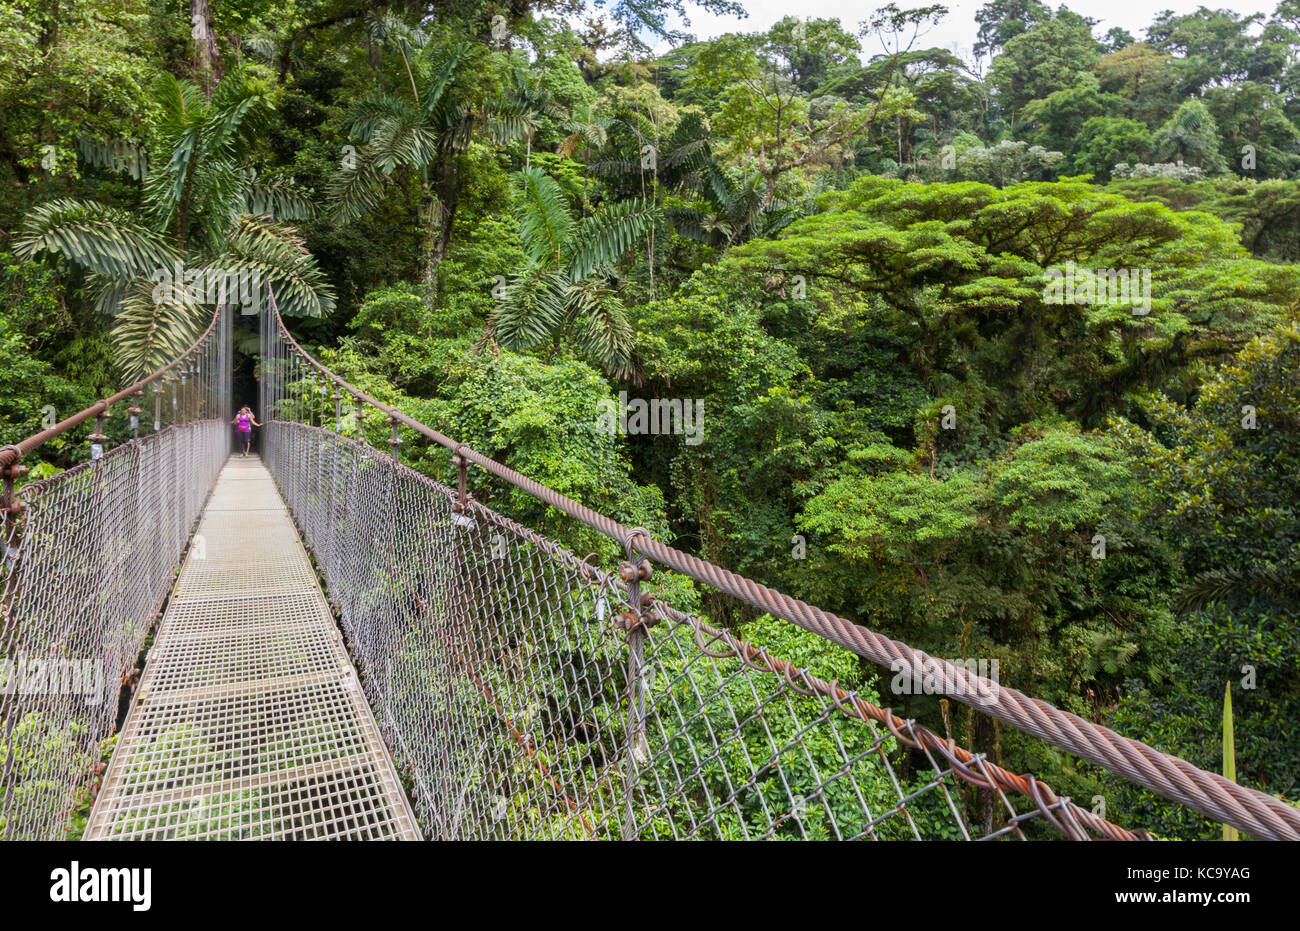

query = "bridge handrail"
[0,304,227,476]
[267,293,1300,841]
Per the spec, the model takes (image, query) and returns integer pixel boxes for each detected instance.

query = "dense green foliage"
[4,0,1299,839]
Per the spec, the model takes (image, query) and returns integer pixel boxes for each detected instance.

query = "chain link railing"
[0,304,232,840]
[258,295,1300,841]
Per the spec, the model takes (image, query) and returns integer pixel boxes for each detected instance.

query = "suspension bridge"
[1,300,1297,842]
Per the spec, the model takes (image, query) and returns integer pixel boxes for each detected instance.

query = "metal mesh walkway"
[83,455,421,840]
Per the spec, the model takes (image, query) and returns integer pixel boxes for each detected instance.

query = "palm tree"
[496,64,569,172]
[587,109,800,251]
[668,161,804,250]
[556,101,612,215]
[329,26,527,281]
[487,167,655,378]
[17,67,333,380]
[585,108,716,294]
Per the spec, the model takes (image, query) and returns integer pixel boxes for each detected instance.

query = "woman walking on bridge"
[231,406,262,457]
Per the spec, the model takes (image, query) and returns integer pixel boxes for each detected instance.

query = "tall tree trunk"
[425,161,461,281]
[190,0,222,96]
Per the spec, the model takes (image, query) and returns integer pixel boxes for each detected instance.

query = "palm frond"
[182,154,247,244]
[16,198,175,279]
[366,9,427,58]
[242,173,317,221]
[419,43,468,119]
[659,112,713,182]
[754,200,801,239]
[514,167,574,266]
[557,107,610,159]
[75,136,149,180]
[214,216,336,317]
[614,112,657,145]
[565,198,654,281]
[661,135,710,172]
[586,157,640,180]
[88,275,135,317]
[345,93,418,143]
[728,177,765,226]
[203,66,271,156]
[1176,563,1300,614]
[147,122,204,227]
[489,102,535,145]
[665,207,718,245]
[487,267,568,351]
[110,277,208,382]
[151,72,206,140]
[566,279,635,377]
[327,158,389,223]
[367,109,439,173]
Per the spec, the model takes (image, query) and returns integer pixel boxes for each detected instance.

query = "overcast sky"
[647,1,1272,61]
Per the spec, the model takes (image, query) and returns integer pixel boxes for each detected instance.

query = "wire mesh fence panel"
[264,421,1120,840]
[0,421,228,840]
[0,306,230,841]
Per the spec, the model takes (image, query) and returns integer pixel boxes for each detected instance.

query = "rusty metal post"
[451,447,469,514]
[0,445,27,618]
[387,416,402,464]
[128,390,143,440]
[355,398,367,444]
[618,530,654,841]
[87,404,109,462]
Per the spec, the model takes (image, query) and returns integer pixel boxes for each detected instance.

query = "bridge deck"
[85,455,421,840]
